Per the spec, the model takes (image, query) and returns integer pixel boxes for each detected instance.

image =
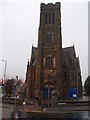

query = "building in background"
[25,2,82,100]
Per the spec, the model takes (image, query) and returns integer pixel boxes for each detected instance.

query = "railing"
[2,97,19,104]
[2,97,89,106]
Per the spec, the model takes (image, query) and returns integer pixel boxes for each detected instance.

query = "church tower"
[34,2,63,99]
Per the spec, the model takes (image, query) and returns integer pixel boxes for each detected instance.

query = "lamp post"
[2,60,7,80]
[15,76,18,112]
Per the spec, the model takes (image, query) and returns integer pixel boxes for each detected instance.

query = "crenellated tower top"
[39,2,61,27]
[40,2,61,10]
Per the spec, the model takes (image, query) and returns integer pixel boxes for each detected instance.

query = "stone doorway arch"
[43,80,55,99]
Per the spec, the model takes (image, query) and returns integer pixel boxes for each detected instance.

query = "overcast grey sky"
[0,0,88,85]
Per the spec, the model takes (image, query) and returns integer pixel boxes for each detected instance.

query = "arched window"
[45,14,47,24]
[49,14,51,24]
[46,56,53,68]
[45,13,55,24]
[52,13,55,24]
[45,55,53,69]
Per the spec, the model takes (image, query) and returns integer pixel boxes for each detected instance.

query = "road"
[1,103,90,119]
[23,111,90,119]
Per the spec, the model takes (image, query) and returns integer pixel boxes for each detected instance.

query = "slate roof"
[31,46,37,60]
[62,46,76,64]
[62,46,80,71]
[30,46,37,66]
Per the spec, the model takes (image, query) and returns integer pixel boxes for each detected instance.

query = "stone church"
[25,2,82,99]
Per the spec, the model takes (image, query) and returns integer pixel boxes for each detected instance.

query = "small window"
[52,13,55,24]
[49,14,51,24]
[45,14,47,24]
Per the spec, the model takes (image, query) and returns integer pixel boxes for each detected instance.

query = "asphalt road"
[21,111,90,119]
[1,107,90,119]
[1,103,90,119]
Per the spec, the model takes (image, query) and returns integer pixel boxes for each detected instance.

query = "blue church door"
[43,88,48,99]
[43,87,54,99]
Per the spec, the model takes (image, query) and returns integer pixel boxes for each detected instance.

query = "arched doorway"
[43,80,54,99]
[43,87,48,99]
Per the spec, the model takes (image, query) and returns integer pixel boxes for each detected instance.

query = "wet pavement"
[1,96,90,119]
[20,111,90,119]
[2,103,89,112]
[1,103,90,119]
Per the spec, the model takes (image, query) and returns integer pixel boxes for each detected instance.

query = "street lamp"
[15,76,18,112]
[2,60,7,80]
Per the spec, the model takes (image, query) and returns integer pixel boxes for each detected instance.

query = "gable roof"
[31,46,37,60]
[62,46,76,64]
[62,46,80,71]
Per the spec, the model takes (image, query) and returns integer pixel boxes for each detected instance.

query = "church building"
[25,2,82,99]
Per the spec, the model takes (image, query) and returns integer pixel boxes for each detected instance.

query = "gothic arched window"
[46,56,53,68]
[49,14,51,24]
[45,55,54,69]
[45,14,47,24]
[45,13,55,24]
[52,13,55,24]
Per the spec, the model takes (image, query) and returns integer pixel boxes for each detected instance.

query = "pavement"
[2,96,90,113]
[19,104,43,112]
[19,105,89,113]
[2,103,90,114]
[2,103,43,112]
[1,96,90,119]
